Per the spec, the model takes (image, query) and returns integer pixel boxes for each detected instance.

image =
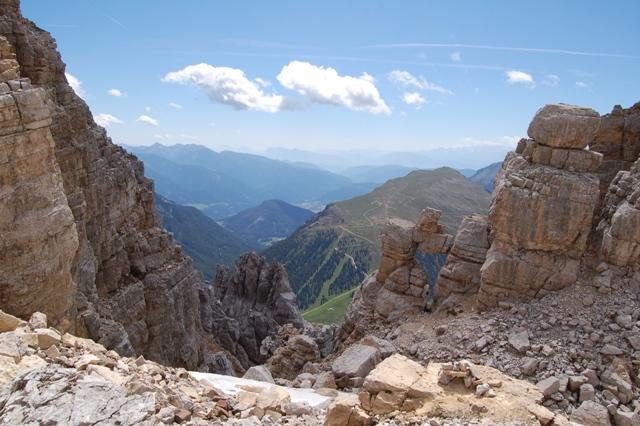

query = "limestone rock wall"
[590,102,640,207]
[476,105,602,308]
[0,43,78,324]
[598,157,640,271]
[0,0,212,369]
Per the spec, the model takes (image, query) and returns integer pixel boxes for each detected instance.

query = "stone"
[331,344,380,379]
[570,400,612,426]
[323,394,371,426]
[0,365,155,425]
[0,311,20,333]
[243,365,275,383]
[35,328,60,349]
[601,344,624,356]
[579,383,595,403]
[614,411,640,426]
[28,312,47,329]
[536,376,560,397]
[508,330,531,354]
[527,103,601,149]
[521,357,538,376]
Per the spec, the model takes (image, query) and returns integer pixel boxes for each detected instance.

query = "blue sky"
[22,1,640,162]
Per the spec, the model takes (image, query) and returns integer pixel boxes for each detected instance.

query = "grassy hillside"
[155,195,259,280]
[470,161,503,193]
[222,199,315,246]
[262,168,492,320]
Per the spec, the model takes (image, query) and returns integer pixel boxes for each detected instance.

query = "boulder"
[527,103,601,149]
[243,365,275,383]
[570,400,611,426]
[332,344,380,379]
[0,365,156,425]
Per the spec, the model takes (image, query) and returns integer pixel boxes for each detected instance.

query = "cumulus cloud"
[108,88,126,97]
[137,115,159,126]
[277,61,391,115]
[93,113,123,128]
[542,74,560,87]
[254,78,272,87]
[65,73,86,98]
[402,92,427,107]
[388,70,452,94]
[450,52,461,62]
[163,63,295,113]
[168,102,182,109]
[506,70,535,88]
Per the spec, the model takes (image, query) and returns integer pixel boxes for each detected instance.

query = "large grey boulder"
[0,364,155,425]
[570,400,611,426]
[332,344,381,379]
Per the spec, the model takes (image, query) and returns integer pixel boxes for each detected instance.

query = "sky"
[21,1,640,163]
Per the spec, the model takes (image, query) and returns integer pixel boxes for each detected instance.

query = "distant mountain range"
[261,145,511,173]
[262,167,492,313]
[222,199,315,247]
[155,195,259,280]
[124,143,368,219]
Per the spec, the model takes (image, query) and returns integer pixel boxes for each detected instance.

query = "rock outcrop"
[432,215,490,311]
[201,252,305,369]
[0,0,306,373]
[598,157,640,271]
[338,208,453,344]
[0,0,209,369]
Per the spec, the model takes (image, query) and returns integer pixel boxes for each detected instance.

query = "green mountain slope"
[155,195,259,280]
[222,199,315,246]
[470,161,503,193]
[262,168,492,316]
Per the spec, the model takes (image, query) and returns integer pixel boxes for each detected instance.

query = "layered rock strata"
[590,102,640,207]
[598,157,640,271]
[338,208,452,342]
[476,105,602,308]
[0,0,306,373]
[432,215,489,311]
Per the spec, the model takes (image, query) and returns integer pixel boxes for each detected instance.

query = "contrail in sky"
[367,43,640,59]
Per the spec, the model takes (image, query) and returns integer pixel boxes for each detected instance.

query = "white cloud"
[254,78,272,87]
[574,81,591,89]
[168,102,183,109]
[137,115,159,126]
[145,106,151,112]
[506,70,535,88]
[456,136,519,149]
[450,52,461,62]
[154,134,172,139]
[402,92,427,107]
[277,61,391,115]
[108,88,126,97]
[163,63,295,113]
[542,74,560,87]
[93,113,123,128]
[65,73,86,98]
[180,134,200,139]
[388,70,452,94]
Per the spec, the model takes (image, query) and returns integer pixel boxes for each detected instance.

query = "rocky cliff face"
[340,101,640,344]
[0,0,305,372]
[200,252,304,369]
